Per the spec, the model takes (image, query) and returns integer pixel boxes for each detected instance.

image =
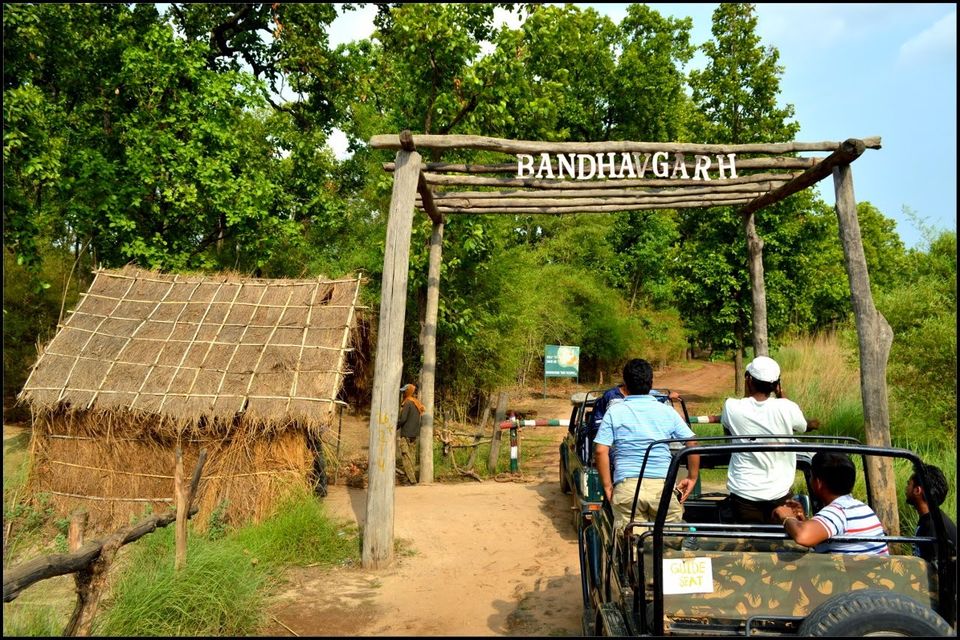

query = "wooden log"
[421,181,788,200]
[742,212,769,357]
[833,163,898,536]
[369,133,882,155]
[738,139,869,216]
[363,148,421,570]
[423,171,802,190]
[423,192,756,209]
[3,453,207,603]
[486,392,510,473]
[385,156,819,173]
[424,198,755,215]
[419,219,444,485]
[4,506,198,602]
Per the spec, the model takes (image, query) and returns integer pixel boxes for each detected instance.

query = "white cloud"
[897,10,957,68]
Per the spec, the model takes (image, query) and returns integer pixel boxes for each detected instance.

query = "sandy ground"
[263,360,733,637]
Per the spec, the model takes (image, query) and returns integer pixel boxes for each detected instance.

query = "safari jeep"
[560,391,604,530]
[579,436,957,636]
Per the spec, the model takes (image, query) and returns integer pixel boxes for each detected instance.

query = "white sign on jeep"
[662,557,715,595]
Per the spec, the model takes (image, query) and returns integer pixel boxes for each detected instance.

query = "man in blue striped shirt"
[773,452,889,555]
[594,359,700,532]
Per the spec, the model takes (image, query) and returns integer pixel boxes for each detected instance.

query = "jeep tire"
[797,589,953,636]
[560,454,571,494]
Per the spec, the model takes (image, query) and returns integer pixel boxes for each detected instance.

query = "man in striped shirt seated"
[773,452,889,555]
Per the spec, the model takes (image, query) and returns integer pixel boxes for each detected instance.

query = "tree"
[680,2,800,392]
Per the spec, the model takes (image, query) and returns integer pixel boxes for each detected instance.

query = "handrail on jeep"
[611,438,957,635]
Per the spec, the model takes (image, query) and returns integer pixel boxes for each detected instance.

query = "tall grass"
[2,603,64,636]
[97,488,358,636]
[774,332,957,529]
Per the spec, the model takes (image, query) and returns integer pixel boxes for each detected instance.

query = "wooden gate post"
[833,162,898,535]
[742,211,769,357]
[419,218,444,485]
[363,146,422,569]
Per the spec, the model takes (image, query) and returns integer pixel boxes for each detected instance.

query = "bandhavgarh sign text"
[516,152,738,181]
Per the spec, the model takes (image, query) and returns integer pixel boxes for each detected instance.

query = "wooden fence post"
[175,447,187,571]
[486,392,509,473]
[68,510,87,553]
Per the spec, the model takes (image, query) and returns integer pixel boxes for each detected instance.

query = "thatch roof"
[19,267,363,431]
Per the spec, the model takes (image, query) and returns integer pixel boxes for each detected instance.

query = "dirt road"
[265,360,733,637]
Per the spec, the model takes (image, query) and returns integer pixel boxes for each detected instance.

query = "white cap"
[745,356,781,383]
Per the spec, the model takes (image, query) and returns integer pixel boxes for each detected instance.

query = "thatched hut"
[18,266,364,532]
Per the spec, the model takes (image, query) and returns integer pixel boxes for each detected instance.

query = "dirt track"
[264,360,733,636]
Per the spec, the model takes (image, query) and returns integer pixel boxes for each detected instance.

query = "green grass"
[95,487,359,636]
[774,333,957,527]
[2,603,64,636]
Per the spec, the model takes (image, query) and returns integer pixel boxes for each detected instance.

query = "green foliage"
[230,489,358,567]
[688,3,799,144]
[876,230,957,436]
[206,499,230,541]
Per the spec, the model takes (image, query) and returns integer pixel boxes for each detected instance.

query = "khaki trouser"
[612,477,683,532]
[398,436,418,484]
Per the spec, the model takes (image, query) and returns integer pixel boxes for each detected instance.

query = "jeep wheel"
[560,455,571,494]
[797,590,953,636]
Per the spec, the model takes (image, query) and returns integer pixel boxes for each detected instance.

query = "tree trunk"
[742,211,769,356]
[833,163,898,535]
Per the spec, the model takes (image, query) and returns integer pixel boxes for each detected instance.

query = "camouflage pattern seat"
[637,547,937,628]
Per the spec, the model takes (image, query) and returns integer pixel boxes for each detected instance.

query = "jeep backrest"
[641,546,937,621]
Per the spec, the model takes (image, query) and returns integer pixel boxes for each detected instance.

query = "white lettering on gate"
[515,152,737,181]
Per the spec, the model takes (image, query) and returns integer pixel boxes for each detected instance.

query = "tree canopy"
[3,3,949,423]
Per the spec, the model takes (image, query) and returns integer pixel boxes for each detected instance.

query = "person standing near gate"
[397,383,424,485]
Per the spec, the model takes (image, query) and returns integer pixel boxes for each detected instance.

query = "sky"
[326,3,957,249]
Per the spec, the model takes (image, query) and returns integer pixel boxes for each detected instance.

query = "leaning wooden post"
[833,160,898,535]
[363,140,422,569]
[742,211,769,356]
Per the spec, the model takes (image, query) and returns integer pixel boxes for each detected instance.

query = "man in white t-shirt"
[720,356,819,524]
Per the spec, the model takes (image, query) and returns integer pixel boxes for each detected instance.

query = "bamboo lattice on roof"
[19,266,365,433]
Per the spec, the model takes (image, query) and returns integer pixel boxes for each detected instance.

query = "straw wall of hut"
[18,267,364,532]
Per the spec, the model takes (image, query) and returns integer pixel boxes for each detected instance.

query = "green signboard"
[544,345,580,378]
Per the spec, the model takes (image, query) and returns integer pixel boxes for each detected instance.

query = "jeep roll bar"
[620,438,956,635]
